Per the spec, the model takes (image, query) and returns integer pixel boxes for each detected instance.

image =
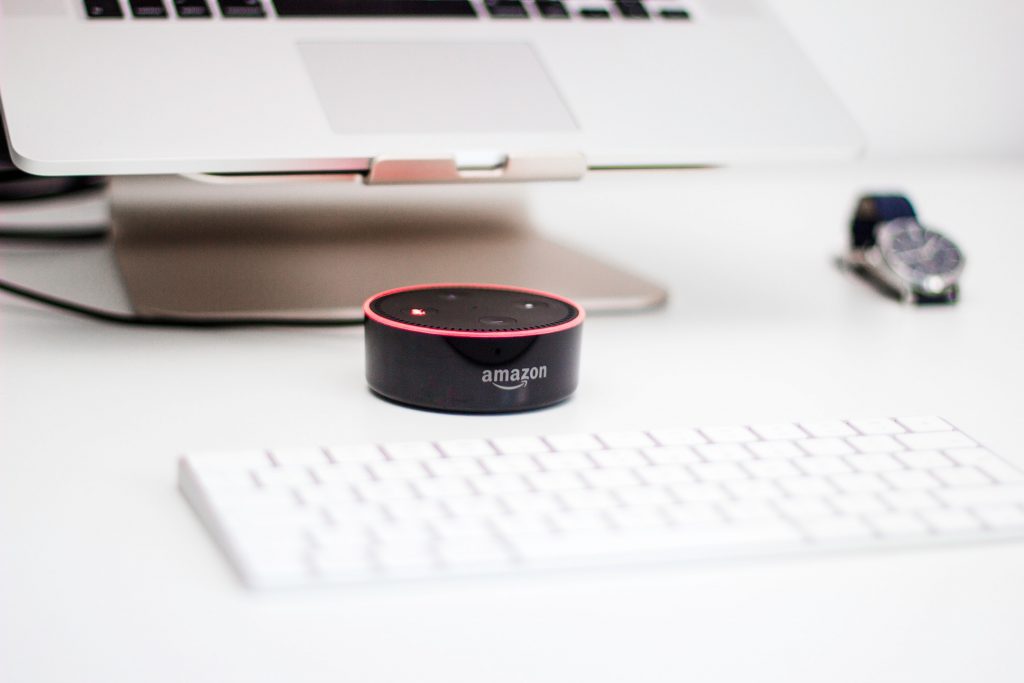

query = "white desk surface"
[2,160,1023,683]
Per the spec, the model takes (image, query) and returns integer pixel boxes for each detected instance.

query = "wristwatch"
[843,194,965,304]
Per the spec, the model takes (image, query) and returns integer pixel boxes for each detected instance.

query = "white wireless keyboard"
[178,417,1024,589]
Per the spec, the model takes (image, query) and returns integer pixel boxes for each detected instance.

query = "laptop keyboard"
[178,417,1024,588]
[85,0,692,21]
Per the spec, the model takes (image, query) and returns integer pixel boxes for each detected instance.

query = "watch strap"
[851,194,917,249]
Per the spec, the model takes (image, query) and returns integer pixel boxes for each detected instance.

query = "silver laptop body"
[0,0,861,178]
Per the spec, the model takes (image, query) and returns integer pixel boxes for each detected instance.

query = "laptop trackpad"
[298,42,578,135]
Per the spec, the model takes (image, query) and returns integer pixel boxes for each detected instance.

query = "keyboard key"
[649,428,705,446]
[540,450,592,471]
[442,496,504,517]
[882,469,940,490]
[775,497,834,519]
[491,435,549,455]
[777,476,834,497]
[438,539,513,569]
[635,464,695,485]
[357,480,418,502]
[866,512,929,537]
[173,0,211,17]
[579,7,611,19]
[830,493,887,515]
[382,441,439,460]
[881,489,941,512]
[608,506,671,530]
[544,432,602,452]
[974,458,1024,484]
[274,0,477,16]
[472,474,530,496]
[414,477,474,499]
[798,455,852,476]
[743,459,801,479]
[919,508,982,533]
[437,438,494,458]
[615,1,649,19]
[829,472,888,494]
[930,466,991,488]
[84,0,124,17]
[701,425,758,443]
[974,505,1024,530]
[718,500,777,520]
[667,482,728,503]
[559,488,617,510]
[483,454,539,475]
[219,0,265,16]
[690,462,747,482]
[130,0,168,16]
[491,512,553,538]
[800,515,875,542]
[313,462,372,486]
[642,445,701,465]
[799,438,855,457]
[369,460,427,480]
[844,452,903,473]
[590,448,646,468]
[896,416,953,433]
[799,420,856,438]
[500,492,560,515]
[749,423,806,441]
[747,440,804,459]
[897,431,976,451]
[583,467,640,489]
[694,443,752,462]
[535,0,568,18]
[659,8,690,20]
[428,458,484,478]
[933,484,1024,508]
[327,443,382,462]
[614,485,673,506]
[554,510,613,533]
[485,0,528,18]
[723,479,783,500]
[527,471,586,492]
[896,449,951,469]
[848,418,905,435]
[944,447,997,466]
[847,435,904,453]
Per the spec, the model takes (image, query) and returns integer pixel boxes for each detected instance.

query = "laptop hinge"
[366,152,586,185]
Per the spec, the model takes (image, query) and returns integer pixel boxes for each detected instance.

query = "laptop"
[0,0,861,179]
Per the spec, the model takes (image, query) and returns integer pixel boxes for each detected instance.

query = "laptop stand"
[107,174,666,321]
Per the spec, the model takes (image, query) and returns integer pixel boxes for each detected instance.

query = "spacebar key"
[274,0,478,16]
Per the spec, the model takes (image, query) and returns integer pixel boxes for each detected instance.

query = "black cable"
[0,226,109,241]
[0,277,364,328]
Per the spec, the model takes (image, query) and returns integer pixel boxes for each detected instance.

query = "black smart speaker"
[363,284,584,413]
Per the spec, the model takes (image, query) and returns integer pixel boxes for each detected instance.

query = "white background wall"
[764,0,1024,158]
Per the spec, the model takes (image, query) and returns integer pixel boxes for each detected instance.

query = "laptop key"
[130,0,168,16]
[615,1,649,19]
[535,0,568,18]
[174,0,212,17]
[219,0,265,17]
[84,0,124,17]
[660,8,691,20]
[274,0,477,16]
[579,7,611,19]
[486,0,528,18]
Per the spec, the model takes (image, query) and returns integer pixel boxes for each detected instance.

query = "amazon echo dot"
[363,284,584,413]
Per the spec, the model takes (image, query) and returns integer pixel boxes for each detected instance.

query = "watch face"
[876,218,964,292]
